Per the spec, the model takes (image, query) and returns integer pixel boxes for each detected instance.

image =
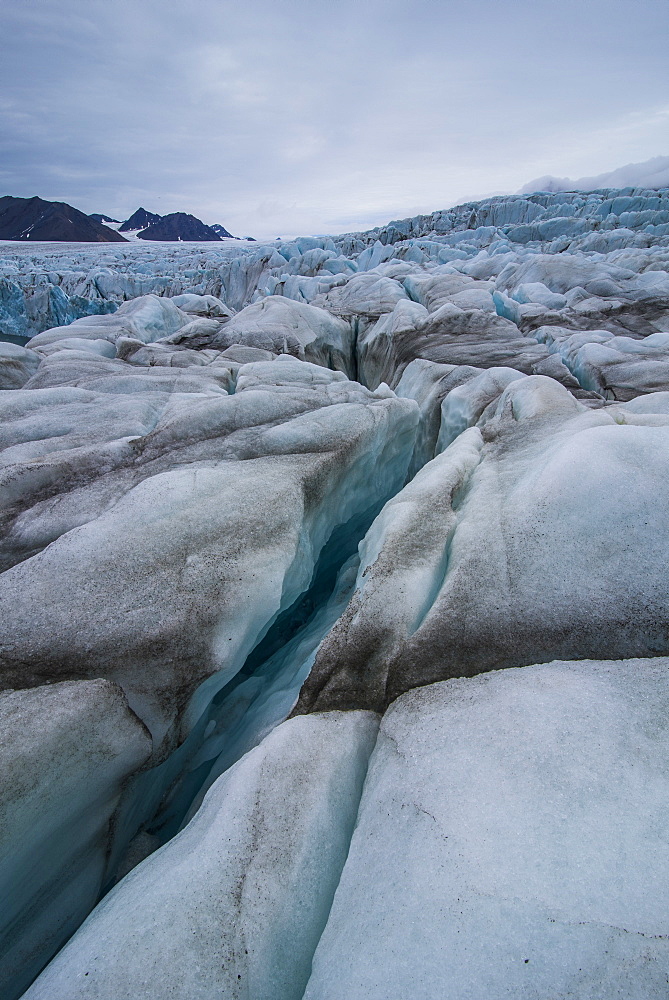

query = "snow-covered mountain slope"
[2,187,669,999]
[118,207,161,232]
[137,212,224,242]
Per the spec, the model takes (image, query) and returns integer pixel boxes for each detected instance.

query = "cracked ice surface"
[1,184,669,999]
[296,376,669,714]
[0,681,151,1000]
[0,336,416,993]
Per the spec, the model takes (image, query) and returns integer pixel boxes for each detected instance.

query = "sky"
[1,0,668,239]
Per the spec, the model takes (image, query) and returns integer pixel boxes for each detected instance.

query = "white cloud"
[519,154,669,196]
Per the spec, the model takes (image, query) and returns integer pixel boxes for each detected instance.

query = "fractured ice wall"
[2,182,669,343]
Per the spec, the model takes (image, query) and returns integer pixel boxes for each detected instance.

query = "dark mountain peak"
[210,223,234,238]
[89,213,120,224]
[137,212,223,242]
[0,196,128,243]
[119,208,162,232]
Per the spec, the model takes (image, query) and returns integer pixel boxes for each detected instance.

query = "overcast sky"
[1,0,668,238]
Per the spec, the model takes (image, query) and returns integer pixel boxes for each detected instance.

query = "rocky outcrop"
[137,212,223,242]
[118,207,161,232]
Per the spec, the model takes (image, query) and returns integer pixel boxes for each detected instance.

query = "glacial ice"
[0,338,416,992]
[533,324,669,399]
[1,181,669,999]
[0,680,151,998]
[0,362,416,745]
[27,293,192,348]
[23,711,379,1000]
[304,660,669,1000]
[0,342,40,389]
[207,295,353,373]
[296,376,669,713]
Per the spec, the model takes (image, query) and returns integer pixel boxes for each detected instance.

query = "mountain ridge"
[136,212,224,242]
[0,196,127,243]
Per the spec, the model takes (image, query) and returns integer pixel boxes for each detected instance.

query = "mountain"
[119,208,162,232]
[118,209,234,240]
[89,213,120,224]
[0,196,128,242]
[137,212,223,242]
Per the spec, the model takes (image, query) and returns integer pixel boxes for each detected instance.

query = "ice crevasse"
[1,183,669,999]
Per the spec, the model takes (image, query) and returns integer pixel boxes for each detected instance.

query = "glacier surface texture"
[1,183,669,999]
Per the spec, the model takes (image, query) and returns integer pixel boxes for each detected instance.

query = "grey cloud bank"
[1,0,668,236]
[519,156,669,195]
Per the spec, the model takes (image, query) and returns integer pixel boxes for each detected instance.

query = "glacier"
[1,182,669,999]
[304,660,669,1000]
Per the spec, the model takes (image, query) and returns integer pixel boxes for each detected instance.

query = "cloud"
[1,0,668,238]
[518,153,669,196]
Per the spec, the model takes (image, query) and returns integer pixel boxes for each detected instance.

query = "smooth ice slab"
[304,659,669,1000]
[1,680,151,999]
[23,711,379,1000]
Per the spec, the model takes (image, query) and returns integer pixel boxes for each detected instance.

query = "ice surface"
[297,376,669,712]
[394,358,483,473]
[0,337,416,998]
[360,295,545,389]
[23,711,379,1000]
[313,271,408,317]
[0,361,417,746]
[27,293,191,348]
[437,365,526,449]
[341,184,669,254]
[0,342,40,389]
[304,659,669,1000]
[1,181,669,996]
[533,324,669,399]
[0,680,151,997]
[169,292,233,317]
[207,295,353,373]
